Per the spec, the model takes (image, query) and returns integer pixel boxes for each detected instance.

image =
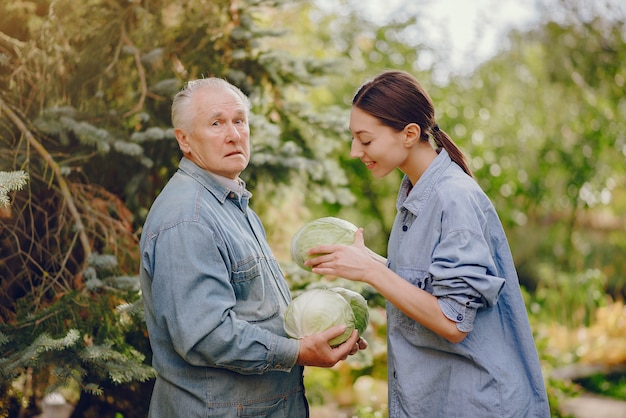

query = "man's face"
[175,87,250,179]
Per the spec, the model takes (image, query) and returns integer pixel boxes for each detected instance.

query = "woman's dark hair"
[352,70,473,177]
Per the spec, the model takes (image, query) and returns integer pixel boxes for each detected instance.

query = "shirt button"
[457,314,463,321]
[402,225,408,231]
[229,192,235,198]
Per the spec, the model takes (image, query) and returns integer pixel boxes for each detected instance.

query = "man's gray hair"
[171,78,251,131]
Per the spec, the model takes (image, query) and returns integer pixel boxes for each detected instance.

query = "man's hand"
[296,326,366,367]
[350,336,368,355]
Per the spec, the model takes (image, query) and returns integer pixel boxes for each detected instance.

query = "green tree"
[438,0,626,298]
[261,1,436,256]
[0,0,360,414]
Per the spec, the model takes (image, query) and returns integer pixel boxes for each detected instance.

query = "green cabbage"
[290,217,358,270]
[283,288,355,347]
[283,287,369,347]
[329,287,369,336]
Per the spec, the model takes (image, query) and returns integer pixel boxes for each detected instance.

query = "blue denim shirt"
[386,150,550,417]
[139,158,307,417]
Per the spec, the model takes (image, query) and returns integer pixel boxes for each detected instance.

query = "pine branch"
[0,170,28,207]
[0,98,92,264]
[0,330,81,380]
[0,331,9,346]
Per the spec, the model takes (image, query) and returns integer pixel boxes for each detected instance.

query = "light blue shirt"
[139,157,307,417]
[386,149,550,417]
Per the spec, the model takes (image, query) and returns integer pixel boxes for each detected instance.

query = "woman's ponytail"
[431,125,473,177]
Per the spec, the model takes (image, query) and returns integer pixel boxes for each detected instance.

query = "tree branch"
[121,28,147,118]
[0,98,92,268]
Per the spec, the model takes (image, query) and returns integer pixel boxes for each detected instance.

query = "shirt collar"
[396,148,452,214]
[177,157,252,204]
[210,171,245,198]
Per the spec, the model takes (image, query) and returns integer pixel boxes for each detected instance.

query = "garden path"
[562,393,626,418]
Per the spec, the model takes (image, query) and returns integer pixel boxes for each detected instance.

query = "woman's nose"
[350,141,363,159]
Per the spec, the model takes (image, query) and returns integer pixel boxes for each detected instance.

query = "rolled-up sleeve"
[429,229,505,332]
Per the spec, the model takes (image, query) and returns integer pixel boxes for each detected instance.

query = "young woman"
[306,70,550,417]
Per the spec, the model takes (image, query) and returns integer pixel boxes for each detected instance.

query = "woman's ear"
[403,123,421,146]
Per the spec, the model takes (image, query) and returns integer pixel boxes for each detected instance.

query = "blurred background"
[1,0,625,416]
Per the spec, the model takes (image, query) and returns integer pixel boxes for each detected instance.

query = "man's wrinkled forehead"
[195,86,248,113]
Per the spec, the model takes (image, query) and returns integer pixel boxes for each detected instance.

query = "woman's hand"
[305,228,380,284]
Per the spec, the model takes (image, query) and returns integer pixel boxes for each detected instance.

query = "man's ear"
[403,123,421,147]
[174,128,191,154]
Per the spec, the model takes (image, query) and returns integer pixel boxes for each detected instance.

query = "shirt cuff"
[438,297,477,333]
[267,334,300,372]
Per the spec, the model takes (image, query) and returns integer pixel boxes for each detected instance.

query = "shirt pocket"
[236,397,287,417]
[395,267,430,292]
[391,267,429,334]
[391,267,450,348]
[231,256,281,323]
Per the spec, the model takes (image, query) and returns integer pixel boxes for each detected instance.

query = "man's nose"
[227,123,242,141]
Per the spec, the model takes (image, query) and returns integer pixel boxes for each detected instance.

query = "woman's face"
[349,106,409,178]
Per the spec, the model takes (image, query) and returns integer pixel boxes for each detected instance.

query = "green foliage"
[0,100,141,322]
[578,373,626,401]
[0,170,28,207]
[530,265,607,328]
[0,253,154,413]
[433,0,626,296]
[1,0,359,233]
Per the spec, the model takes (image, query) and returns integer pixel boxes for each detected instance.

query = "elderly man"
[139,78,365,417]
